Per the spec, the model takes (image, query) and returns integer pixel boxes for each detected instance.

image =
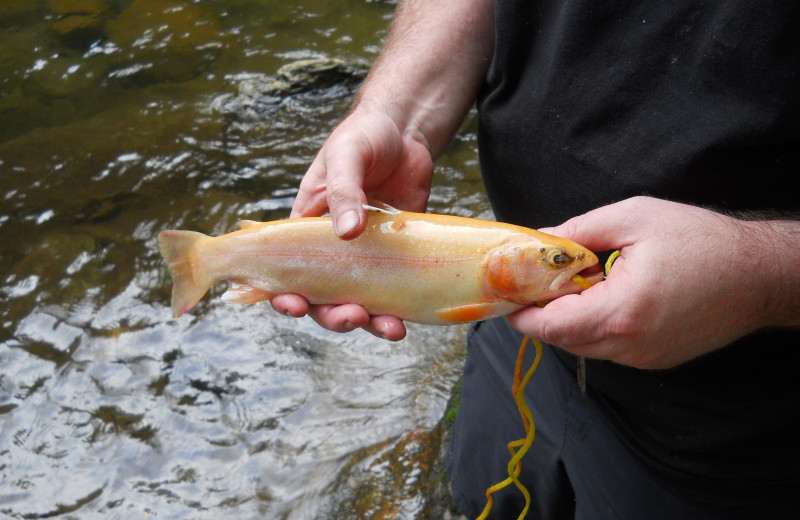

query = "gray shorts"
[446,318,797,520]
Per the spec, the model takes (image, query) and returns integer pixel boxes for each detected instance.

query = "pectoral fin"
[435,302,502,324]
[221,283,273,305]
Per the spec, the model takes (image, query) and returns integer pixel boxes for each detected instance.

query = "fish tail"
[158,229,212,318]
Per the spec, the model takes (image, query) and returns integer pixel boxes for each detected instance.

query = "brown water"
[0,1,490,518]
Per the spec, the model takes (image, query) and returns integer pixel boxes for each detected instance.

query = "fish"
[157,203,602,325]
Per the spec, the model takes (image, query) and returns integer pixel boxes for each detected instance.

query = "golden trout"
[158,204,601,324]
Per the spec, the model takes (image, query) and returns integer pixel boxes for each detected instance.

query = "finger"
[324,137,373,239]
[506,281,620,348]
[307,303,371,333]
[270,293,309,318]
[506,303,610,357]
[362,315,407,341]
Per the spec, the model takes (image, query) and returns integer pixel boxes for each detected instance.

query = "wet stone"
[50,15,106,48]
[270,58,366,96]
[219,58,366,120]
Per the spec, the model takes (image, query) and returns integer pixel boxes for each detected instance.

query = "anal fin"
[221,282,273,305]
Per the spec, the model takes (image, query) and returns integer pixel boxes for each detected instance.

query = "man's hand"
[291,111,434,238]
[268,0,495,340]
[270,110,435,340]
[508,196,800,369]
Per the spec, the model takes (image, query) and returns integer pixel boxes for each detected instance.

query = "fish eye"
[545,248,573,268]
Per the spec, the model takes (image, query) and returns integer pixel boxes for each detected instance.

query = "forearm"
[353,0,495,157]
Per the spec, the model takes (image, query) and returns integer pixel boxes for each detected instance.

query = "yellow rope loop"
[475,337,542,520]
[605,249,621,276]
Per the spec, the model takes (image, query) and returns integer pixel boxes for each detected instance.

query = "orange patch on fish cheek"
[484,254,520,299]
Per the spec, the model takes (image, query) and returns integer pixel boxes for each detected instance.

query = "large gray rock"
[264,58,366,96]
[217,58,366,120]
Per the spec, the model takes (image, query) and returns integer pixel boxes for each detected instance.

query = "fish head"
[482,236,601,304]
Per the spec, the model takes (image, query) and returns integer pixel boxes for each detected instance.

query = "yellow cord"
[475,336,543,520]
[573,250,620,290]
[570,274,593,290]
[605,249,621,275]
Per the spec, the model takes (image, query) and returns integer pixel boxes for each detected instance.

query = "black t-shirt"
[476,0,800,500]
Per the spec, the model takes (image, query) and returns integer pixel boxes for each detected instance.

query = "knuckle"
[327,178,357,199]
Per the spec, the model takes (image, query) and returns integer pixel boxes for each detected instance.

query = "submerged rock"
[264,58,366,97]
[218,58,366,120]
[326,425,453,519]
[47,0,109,47]
[51,14,105,47]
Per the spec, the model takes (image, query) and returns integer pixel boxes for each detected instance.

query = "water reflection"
[1,0,486,517]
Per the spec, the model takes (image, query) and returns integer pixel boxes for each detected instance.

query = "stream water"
[1,1,490,518]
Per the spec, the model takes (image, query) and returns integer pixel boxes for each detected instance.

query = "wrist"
[348,0,494,157]
[735,217,800,329]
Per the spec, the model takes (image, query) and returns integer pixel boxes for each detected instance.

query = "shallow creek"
[0,1,490,518]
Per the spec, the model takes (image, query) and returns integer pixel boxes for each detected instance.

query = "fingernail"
[335,210,359,237]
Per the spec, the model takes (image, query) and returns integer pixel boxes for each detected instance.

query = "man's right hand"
[269,0,495,339]
[291,109,434,238]
[269,108,435,340]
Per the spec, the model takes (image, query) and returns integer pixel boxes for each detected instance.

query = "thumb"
[326,160,368,240]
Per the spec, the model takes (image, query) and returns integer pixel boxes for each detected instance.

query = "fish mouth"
[549,265,604,292]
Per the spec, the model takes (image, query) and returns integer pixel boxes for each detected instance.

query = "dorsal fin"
[238,220,259,230]
[363,200,401,216]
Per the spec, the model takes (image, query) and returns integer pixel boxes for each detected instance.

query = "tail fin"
[158,230,212,318]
